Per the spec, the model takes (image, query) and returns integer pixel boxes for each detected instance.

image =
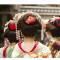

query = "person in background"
[2,30,17,58]
[0,38,10,58]
[46,17,60,58]
[51,39,60,58]
[0,19,17,58]
[12,12,51,58]
[0,16,18,58]
[41,19,50,45]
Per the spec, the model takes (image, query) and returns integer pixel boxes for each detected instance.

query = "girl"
[12,12,51,58]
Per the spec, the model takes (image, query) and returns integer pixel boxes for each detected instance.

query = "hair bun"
[25,16,36,25]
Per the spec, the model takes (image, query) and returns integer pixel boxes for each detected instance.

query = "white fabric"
[0,47,4,58]
[11,42,51,58]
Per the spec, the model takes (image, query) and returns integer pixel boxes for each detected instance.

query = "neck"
[24,37,35,44]
[10,43,16,46]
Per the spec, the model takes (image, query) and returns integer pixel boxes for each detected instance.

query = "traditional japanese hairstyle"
[17,12,41,37]
[46,17,60,37]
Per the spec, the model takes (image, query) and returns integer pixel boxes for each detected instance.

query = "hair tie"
[25,16,36,25]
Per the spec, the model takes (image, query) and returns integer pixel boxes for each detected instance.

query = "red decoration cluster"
[8,23,16,31]
[25,16,36,25]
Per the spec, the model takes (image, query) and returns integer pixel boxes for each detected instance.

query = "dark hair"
[46,18,60,37]
[49,28,60,37]
[17,13,41,37]
[4,30,17,43]
[52,40,60,51]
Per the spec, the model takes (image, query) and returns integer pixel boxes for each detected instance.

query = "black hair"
[4,30,17,43]
[49,28,60,37]
[17,13,41,38]
[52,40,60,51]
[46,19,60,37]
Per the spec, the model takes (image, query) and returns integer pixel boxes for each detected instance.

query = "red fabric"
[30,41,38,52]
[25,16,36,25]
[3,46,8,58]
[18,41,38,53]
[57,24,60,27]
[8,23,16,31]
[18,42,27,53]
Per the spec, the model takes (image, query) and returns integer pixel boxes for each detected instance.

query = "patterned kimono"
[12,41,52,58]
[0,45,15,58]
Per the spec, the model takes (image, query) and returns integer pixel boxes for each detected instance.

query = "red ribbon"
[18,41,38,53]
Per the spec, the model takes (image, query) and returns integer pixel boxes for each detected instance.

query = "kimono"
[0,47,3,58]
[12,41,52,58]
[0,45,15,58]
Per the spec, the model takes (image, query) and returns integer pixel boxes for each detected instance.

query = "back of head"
[17,12,41,38]
[4,30,17,43]
[46,17,60,37]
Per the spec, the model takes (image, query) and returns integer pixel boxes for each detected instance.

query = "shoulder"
[37,42,51,53]
[11,43,22,58]
[37,42,52,58]
[37,42,48,49]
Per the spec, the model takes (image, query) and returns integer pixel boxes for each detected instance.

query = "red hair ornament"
[25,16,36,25]
[8,23,16,31]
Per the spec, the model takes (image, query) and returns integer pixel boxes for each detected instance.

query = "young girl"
[12,12,51,58]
